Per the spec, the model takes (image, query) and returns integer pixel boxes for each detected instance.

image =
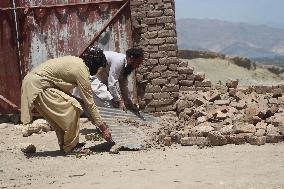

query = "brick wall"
[130,0,179,112]
[130,0,212,112]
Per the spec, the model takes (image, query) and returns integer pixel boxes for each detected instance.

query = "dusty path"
[1,124,284,189]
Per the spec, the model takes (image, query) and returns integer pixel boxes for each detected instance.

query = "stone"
[272,88,282,98]
[214,100,230,106]
[228,88,237,97]
[267,113,284,127]
[155,105,175,112]
[85,134,93,141]
[248,116,262,125]
[226,79,238,88]
[266,105,279,117]
[176,132,182,144]
[234,91,246,101]
[152,78,168,85]
[255,121,267,130]
[255,129,266,137]
[215,111,228,120]
[180,137,209,146]
[255,85,272,94]
[197,116,207,124]
[248,136,266,146]
[219,125,234,135]
[145,84,161,93]
[195,79,212,87]
[0,123,8,129]
[266,124,280,135]
[244,106,258,119]
[278,124,284,135]
[230,101,246,110]
[22,125,42,137]
[193,97,208,107]
[194,72,205,81]
[109,144,122,154]
[177,67,194,74]
[233,123,256,134]
[20,143,36,154]
[184,108,194,116]
[170,132,177,143]
[41,124,52,132]
[161,84,179,92]
[204,91,221,102]
[226,134,246,145]
[158,133,166,143]
[266,135,283,143]
[190,125,214,137]
[179,80,194,87]
[207,131,227,146]
[268,98,278,104]
[164,136,172,146]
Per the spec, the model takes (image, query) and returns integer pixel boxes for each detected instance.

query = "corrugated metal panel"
[0,0,21,114]
[0,0,133,114]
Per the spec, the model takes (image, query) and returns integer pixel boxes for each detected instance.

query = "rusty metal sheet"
[0,1,21,114]
[16,0,132,73]
[1,0,133,114]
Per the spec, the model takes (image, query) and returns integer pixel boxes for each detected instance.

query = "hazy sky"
[175,0,284,28]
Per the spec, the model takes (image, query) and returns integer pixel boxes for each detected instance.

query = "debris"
[68,173,86,177]
[0,123,8,129]
[20,143,36,154]
[109,144,122,154]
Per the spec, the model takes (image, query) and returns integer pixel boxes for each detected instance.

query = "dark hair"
[80,46,107,76]
[126,48,143,59]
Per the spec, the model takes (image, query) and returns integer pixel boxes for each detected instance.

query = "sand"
[1,123,284,189]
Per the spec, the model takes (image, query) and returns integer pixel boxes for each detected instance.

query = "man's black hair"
[80,46,107,76]
[126,48,143,59]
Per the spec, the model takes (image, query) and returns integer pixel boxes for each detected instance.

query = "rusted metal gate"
[0,0,132,114]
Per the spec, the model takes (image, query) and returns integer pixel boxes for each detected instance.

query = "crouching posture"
[21,47,112,153]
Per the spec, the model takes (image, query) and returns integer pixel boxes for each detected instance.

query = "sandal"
[69,142,86,153]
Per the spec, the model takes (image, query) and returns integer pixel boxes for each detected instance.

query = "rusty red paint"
[0,0,133,114]
[0,0,21,114]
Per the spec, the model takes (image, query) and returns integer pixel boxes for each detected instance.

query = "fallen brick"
[207,131,227,146]
[180,137,209,146]
[233,123,256,134]
[226,134,246,145]
[248,136,266,146]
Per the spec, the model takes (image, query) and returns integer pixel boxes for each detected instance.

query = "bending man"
[21,47,112,153]
[96,48,144,111]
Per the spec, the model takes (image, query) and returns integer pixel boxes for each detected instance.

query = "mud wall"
[130,0,179,112]
[130,0,212,112]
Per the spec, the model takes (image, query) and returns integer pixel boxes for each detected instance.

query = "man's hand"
[98,122,113,142]
[119,100,127,112]
[129,103,140,113]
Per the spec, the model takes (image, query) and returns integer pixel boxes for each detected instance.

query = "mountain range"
[176,18,284,59]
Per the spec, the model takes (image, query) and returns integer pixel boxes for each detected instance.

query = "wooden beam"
[79,0,130,56]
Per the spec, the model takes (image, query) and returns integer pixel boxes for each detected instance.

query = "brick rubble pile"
[154,80,284,147]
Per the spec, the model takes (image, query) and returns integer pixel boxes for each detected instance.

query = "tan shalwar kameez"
[21,56,103,152]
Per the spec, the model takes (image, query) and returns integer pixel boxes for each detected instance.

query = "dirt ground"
[1,123,284,189]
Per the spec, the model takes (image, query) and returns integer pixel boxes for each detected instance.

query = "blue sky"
[175,0,284,28]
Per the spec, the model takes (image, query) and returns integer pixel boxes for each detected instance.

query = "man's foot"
[69,142,86,153]
[109,144,121,154]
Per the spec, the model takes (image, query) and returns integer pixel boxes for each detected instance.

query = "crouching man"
[21,47,112,153]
